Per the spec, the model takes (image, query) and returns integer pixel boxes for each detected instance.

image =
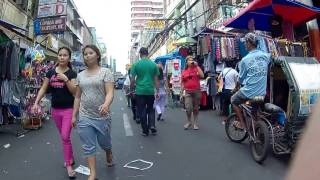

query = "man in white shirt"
[219,61,239,116]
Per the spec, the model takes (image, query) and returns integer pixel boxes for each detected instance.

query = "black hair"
[158,66,164,80]
[82,44,101,66]
[57,47,72,69]
[139,47,148,57]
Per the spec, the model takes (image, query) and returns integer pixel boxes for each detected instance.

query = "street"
[0,90,288,180]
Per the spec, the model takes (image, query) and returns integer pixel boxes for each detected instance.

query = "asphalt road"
[0,90,289,180]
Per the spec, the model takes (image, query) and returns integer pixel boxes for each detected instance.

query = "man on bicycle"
[231,33,270,129]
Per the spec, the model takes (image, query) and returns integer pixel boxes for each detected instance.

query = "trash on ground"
[18,135,25,138]
[3,144,10,149]
[46,142,50,145]
[128,175,145,178]
[74,165,90,176]
[157,152,162,155]
[124,159,153,171]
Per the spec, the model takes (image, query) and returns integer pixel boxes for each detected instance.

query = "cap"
[244,33,257,46]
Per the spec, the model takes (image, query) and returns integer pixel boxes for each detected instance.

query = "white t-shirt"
[123,74,130,86]
[221,67,239,90]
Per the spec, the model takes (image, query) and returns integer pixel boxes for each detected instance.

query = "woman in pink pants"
[33,47,77,179]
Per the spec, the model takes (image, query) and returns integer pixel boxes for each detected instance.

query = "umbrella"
[155,54,173,66]
[224,0,320,31]
[173,37,197,45]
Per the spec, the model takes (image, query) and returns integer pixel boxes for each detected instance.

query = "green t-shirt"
[131,58,159,95]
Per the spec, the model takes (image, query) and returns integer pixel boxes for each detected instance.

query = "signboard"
[34,16,67,35]
[37,3,67,18]
[39,0,67,5]
[146,20,165,29]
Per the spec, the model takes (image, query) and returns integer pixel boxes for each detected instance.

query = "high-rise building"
[129,0,164,63]
[130,0,164,42]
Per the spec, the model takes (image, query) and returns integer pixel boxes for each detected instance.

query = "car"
[115,77,125,89]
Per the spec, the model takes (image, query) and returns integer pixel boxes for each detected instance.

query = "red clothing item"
[182,67,200,91]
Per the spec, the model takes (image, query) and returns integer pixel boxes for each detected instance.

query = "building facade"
[129,0,164,63]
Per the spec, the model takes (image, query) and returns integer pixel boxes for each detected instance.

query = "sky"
[75,0,131,74]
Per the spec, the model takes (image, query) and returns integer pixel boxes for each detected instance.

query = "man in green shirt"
[130,47,160,136]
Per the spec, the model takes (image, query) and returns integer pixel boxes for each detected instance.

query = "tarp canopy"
[224,0,320,31]
[154,50,181,67]
[173,37,197,45]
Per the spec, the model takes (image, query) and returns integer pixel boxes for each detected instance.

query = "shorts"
[77,116,112,157]
[184,91,201,113]
[231,91,249,106]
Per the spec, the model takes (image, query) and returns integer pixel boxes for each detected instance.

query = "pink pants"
[51,108,74,166]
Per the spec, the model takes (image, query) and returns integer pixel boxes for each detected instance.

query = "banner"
[39,0,67,5]
[34,16,67,35]
[37,3,67,18]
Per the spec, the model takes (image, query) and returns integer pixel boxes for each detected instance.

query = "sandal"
[106,151,114,167]
[66,168,76,179]
[184,123,192,130]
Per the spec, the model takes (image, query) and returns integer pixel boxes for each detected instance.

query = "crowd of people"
[30,32,271,180]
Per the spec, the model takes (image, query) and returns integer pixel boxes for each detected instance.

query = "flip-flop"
[67,170,76,179]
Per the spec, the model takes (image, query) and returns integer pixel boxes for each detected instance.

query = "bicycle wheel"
[225,113,248,143]
[250,120,270,163]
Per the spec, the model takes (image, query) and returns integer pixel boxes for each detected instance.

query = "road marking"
[123,113,133,136]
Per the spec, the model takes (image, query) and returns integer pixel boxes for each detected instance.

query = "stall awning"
[224,0,320,31]
[0,19,28,32]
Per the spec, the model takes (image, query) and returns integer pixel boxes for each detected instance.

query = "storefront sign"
[39,0,67,5]
[146,20,165,30]
[34,16,66,35]
[37,3,67,18]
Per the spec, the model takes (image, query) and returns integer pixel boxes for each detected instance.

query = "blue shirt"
[239,49,270,98]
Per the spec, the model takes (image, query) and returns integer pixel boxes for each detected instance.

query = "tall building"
[129,0,164,63]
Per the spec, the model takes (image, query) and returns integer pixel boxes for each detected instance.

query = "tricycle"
[225,56,320,163]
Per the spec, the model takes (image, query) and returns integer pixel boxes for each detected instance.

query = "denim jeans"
[136,95,156,134]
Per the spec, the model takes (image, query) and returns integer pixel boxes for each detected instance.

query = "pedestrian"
[181,56,204,130]
[72,45,114,180]
[127,68,139,123]
[154,63,168,121]
[123,69,131,107]
[218,61,239,117]
[33,47,77,179]
[130,47,160,136]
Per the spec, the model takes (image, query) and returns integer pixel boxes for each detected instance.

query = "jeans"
[221,89,233,116]
[77,116,112,157]
[51,108,74,166]
[136,95,156,134]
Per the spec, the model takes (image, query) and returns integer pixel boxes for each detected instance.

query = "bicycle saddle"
[264,103,284,114]
[246,96,265,105]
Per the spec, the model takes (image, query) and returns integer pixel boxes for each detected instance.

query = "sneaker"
[150,128,157,135]
[141,132,149,136]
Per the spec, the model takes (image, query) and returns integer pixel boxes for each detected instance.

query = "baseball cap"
[243,33,258,46]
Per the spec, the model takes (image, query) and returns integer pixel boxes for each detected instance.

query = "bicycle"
[225,96,270,163]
